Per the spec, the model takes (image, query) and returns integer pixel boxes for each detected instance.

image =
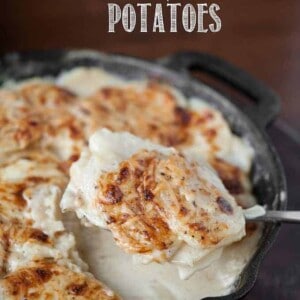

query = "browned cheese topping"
[0,84,120,299]
[0,261,119,300]
[77,83,222,154]
[97,150,234,256]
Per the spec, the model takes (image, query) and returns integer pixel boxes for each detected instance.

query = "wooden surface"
[0,1,300,299]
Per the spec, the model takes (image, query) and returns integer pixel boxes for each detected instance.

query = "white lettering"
[107,2,222,34]
[108,3,121,33]
[153,4,165,32]
[209,4,222,32]
[137,3,151,32]
[182,4,196,32]
[122,4,136,32]
[197,4,208,33]
[167,3,181,33]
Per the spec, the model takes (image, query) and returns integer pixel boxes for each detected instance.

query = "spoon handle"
[249,211,300,223]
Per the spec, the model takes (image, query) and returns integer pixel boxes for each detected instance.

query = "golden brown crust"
[77,84,188,146]
[97,150,234,256]
[27,84,86,162]
[0,183,28,224]
[154,152,233,247]
[99,150,177,255]
[76,83,224,156]
[0,260,120,300]
[0,82,120,298]
[0,84,85,163]
[210,158,246,195]
[0,90,44,153]
[19,83,76,108]
[0,82,231,172]
[0,223,51,276]
[0,224,50,246]
[0,150,68,224]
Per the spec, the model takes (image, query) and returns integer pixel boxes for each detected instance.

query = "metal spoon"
[246,210,300,224]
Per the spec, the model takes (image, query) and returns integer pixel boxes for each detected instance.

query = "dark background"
[0,1,300,299]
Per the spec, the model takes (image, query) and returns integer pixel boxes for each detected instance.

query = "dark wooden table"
[0,1,300,299]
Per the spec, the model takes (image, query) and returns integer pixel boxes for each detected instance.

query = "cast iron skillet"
[0,50,287,299]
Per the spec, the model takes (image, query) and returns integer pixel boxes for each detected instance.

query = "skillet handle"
[158,52,280,128]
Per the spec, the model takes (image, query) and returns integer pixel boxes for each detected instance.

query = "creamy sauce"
[64,213,262,300]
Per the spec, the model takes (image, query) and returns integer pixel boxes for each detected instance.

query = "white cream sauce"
[64,213,262,300]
